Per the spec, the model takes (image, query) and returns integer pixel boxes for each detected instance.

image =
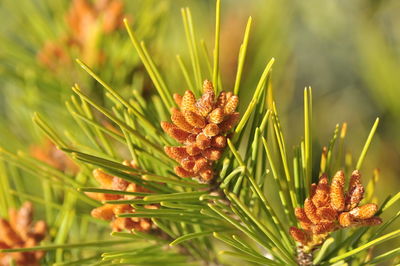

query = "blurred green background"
[0,0,399,261]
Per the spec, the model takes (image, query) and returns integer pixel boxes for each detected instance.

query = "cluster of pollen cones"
[161,80,239,183]
[290,170,382,250]
[86,160,157,232]
[38,0,124,70]
[0,202,47,266]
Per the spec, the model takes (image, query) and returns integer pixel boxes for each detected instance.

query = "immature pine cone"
[86,160,157,232]
[290,170,382,250]
[161,80,239,183]
[0,202,47,266]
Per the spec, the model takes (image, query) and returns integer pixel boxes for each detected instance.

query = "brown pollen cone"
[0,202,47,266]
[162,80,239,183]
[30,139,78,173]
[85,160,157,233]
[290,170,382,251]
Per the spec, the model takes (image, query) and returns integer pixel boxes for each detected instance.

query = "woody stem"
[297,246,314,266]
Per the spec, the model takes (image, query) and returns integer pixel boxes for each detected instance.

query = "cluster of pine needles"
[0,1,400,265]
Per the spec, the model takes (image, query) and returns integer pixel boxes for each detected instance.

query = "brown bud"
[183,110,206,128]
[215,91,226,108]
[196,133,211,150]
[208,108,224,124]
[218,112,240,133]
[124,183,150,200]
[203,123,220,137]
[32,221,47,242]
[181,158,196,171]
[202,80,214,93]
[112,217,136,232]
[0,241,10,249]
[13,251,35,265]
[345,184,364,211]
[224,95,239,115]
[85,192,107,201]
[93,169,113,188]
[295,207,312,223]
[25,238,36,249]
[171,108,194,132]
[349,204,378,219]
[124,184,137,200]
[112,177,129,191]
[174,166,196,178]
[196,86,215,117]
[173,93,182,107]
[164,146,189,161]
[0,219,23,246]
[338,212,352,227]
[186,144,202,156]
[202,148,222,161]
[345,170,364,210]
[181,90,196,112]
[138,219,152,231]
[185,134,197,144]
[113,204,133,215]
[310,183,317,198]
[316,207,337,222]
[330,170,345,211]
[91,205,115,220]
[289,227,309,245]
[199,167,214,182]
[313,222,336,234]
[8,209,18,232]
[193,157,209,172]
[211,135,227,148]
[312,174,330,207]
[161,122,191,142]
[294,207,313,230]
[35,250,46,260]
[304,198,320,224]
[348,170,362,190]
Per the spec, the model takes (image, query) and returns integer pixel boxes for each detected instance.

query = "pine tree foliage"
[0,0,168,148]
[1,1,400,265]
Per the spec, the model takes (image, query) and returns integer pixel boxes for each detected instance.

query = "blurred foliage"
[0,0,169,149]
[0,0,399,265]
